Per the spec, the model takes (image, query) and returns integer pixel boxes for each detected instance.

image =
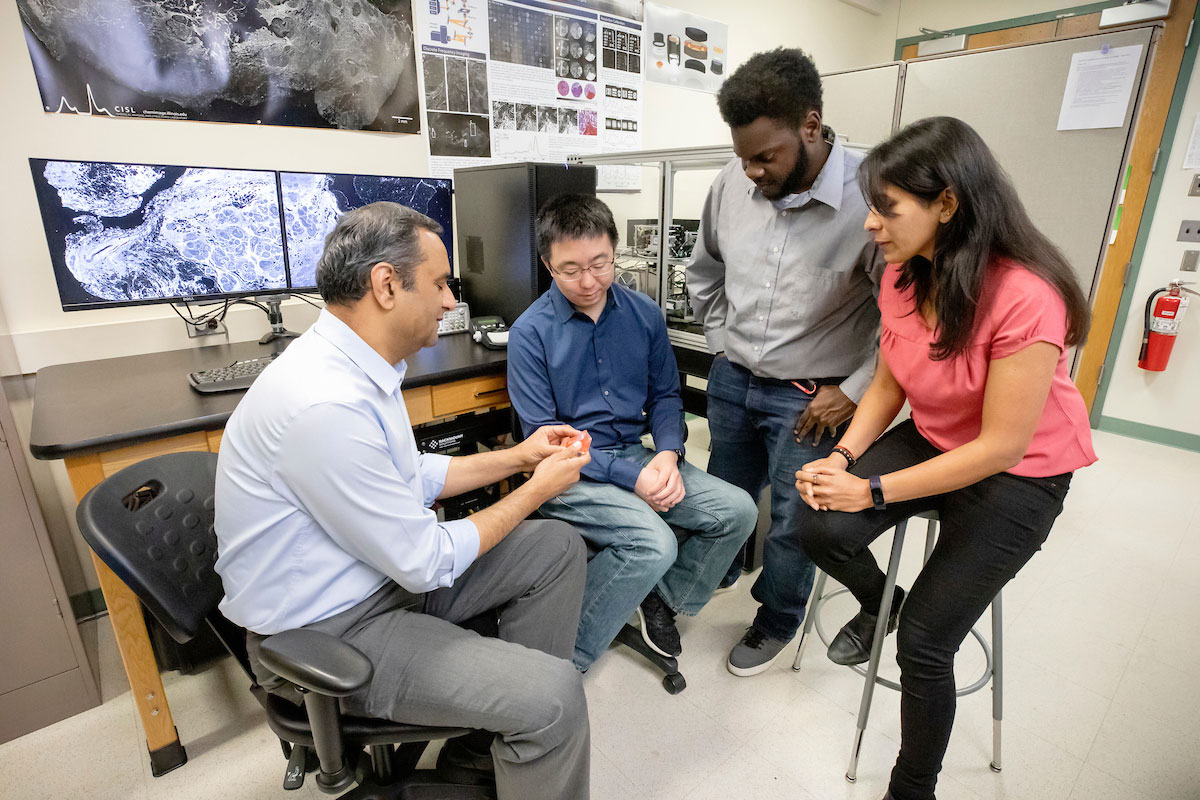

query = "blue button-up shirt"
[214,309,479,635]
[507,282,685,492]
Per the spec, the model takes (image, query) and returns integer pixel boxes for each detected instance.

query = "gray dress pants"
[247,520,590,800]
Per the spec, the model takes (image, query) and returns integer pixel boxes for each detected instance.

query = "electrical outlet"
[1178,220,1200,242]
[1190,174,1200,197]
[186,319,228,338]
[1183,251,1200,272]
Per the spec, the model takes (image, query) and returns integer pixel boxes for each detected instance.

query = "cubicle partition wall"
[897,27,1154,303]
[821,62,904,147]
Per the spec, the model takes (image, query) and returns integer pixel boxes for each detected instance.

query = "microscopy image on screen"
[29,159,287,310]
[280,171,454,289]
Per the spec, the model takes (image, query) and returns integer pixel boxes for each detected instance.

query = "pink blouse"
[878,259,1097,477]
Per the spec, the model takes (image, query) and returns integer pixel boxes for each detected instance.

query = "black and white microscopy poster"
[17,0,423,133]
[417,0,644,189]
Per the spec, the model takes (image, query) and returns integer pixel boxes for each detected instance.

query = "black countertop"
[30,333,507,460]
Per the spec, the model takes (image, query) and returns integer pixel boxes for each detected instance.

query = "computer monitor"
[280,171,455,290]
[29,158,289,311]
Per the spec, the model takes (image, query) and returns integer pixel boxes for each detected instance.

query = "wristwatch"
[868,475,887,511]
[672,448,685,463]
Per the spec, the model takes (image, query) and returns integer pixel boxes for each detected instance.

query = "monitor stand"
[258,296,301,346]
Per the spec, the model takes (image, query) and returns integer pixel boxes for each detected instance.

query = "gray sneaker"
[727,627,790,677]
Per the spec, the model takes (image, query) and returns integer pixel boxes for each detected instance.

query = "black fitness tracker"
[869,475,887,510]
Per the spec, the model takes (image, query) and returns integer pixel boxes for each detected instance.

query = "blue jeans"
[540,442,758,670]
[705,355,845,642]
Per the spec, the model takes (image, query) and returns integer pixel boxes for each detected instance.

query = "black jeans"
[799,420,1071,800]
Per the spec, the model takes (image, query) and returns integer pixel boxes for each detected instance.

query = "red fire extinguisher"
[1138,280,1199,371]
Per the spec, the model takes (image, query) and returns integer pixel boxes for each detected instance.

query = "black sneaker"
[636,591,682,658]
[435,735,496,786]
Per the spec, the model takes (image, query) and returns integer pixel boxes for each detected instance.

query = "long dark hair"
[858,117,1090,360]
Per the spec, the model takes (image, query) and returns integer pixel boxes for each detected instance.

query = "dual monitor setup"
[28,158,454,326]
[29,158,454,391]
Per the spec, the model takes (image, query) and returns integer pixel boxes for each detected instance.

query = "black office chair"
[75,451,494,799]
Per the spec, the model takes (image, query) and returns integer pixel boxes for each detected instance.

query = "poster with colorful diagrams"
[416,0,645,189]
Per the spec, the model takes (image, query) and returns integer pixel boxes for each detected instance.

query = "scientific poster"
[16,0,422,133]
[644,3,728,94]
[416,0,645,189]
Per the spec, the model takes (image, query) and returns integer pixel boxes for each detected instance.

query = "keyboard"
[188,355,277,394]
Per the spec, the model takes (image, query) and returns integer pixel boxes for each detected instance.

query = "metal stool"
[792,511,1003,782]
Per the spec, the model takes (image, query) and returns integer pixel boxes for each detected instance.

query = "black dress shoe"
[435,735,496,786]
[827,587,905,666]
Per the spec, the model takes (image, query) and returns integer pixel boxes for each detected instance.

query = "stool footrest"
[792,514,1004,780]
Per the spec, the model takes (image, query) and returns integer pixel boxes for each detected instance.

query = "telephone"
[438,301,471,335]
[470,315,509,349]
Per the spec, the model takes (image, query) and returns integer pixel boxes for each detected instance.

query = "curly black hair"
[716,48,822,129]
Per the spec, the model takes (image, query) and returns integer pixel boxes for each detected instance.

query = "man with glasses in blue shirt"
[507,194,757,671]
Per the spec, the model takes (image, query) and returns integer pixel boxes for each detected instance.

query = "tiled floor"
[3,429,1199,799]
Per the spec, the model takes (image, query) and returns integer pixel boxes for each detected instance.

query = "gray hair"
[315,202,444,306]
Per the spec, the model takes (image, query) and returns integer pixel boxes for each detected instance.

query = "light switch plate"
[1190,174,1200,197]
[1183,251,1200,272]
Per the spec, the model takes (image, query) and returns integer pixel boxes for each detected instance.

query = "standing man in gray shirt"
[687,48,885,676]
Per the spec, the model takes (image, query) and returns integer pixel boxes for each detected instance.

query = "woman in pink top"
[795,117,1096,800]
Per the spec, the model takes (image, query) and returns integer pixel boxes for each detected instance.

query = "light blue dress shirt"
[215,309,480,635]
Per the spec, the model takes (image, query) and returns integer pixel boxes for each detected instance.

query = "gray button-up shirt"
[686,137,886,402]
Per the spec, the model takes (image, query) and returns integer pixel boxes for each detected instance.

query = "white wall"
[0,0,900,602]
[1100,54,1200,437]
[0,0,900,379]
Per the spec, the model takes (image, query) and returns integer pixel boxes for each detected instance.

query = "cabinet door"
[0,426,77,695]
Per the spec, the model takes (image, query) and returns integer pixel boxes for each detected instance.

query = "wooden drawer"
[99,432,210,478]
[403,386,434,426]
[430,375,509,419]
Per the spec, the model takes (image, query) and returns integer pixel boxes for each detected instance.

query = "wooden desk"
[29,334,508,775]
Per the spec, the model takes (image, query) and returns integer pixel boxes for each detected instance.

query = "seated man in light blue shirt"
[215,202,592,800]
[507,194,757,671]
